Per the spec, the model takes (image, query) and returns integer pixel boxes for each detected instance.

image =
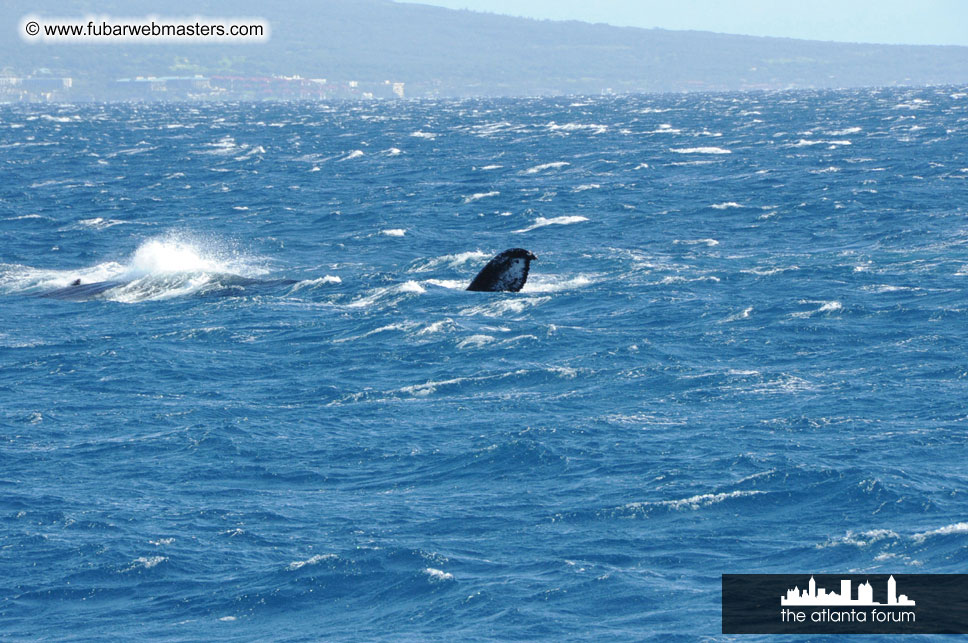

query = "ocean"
[1,87,967,640]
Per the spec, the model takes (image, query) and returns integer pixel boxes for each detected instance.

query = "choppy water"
[2,87,967,640]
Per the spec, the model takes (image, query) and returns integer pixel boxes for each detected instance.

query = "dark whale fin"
[466,248,537,292]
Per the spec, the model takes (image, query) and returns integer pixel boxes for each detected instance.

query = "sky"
[402,0,968,47]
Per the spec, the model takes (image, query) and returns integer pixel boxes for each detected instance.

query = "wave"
[670,146,731,154]
[409,250,490,273]
[522,161,570,174]
[463,191,499,204]
[345,281,426,309]
[522,275,595,292]
[461,296,551,318]
[546,122,607,135]
[720,306,753,323]
[513,215,588,233]
[621,490,767,513]
[788,139,852,148]
[287,554,337,571]
[289,275,342,292]
[791,300,843,318]
[673,238,719,246]
[828,126,862,135]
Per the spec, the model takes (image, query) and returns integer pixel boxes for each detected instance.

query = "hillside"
[3,0,968,98]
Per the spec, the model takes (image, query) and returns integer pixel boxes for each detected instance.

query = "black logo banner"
[722,574,968,634]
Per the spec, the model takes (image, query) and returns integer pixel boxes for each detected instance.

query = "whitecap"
[912,522,968,542]
[828,126,862,135]
[287,554,337,571]
[457,334,495,349]
[522,275,594,293]
[417,319,455,335]
[346,281,425,309]
[671,146,731,154]
[818,529,900,548]
[546,122,607,135]
[289,276,341,292]
[126,556,167,571]
[791,300,843,318]
[424,568,454,581]
[673,238,719,246]
[624,490,766,511]
[461,296,551,317]
[522,161,570,174]
[78,217,128,229]
[513,215,588,233]
[409,251,490,273]
[463,191,499,204]
[720,307,753,323]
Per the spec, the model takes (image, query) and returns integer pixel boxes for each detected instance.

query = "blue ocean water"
[1,87,967,640]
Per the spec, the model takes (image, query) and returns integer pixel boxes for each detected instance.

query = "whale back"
[466,248,537,292]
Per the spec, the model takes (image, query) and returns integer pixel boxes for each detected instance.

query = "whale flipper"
[466,248,537,292]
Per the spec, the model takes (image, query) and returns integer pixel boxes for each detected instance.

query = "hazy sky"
[402,0,968,47]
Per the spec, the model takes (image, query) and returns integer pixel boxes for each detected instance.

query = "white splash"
[0,233,269,301]
[424,568,454,581]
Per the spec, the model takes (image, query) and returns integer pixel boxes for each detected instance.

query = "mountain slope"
[3,0,968,96]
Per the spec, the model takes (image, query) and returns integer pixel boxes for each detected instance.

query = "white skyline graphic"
[781,576,915,607]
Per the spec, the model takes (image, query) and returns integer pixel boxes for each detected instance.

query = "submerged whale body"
[466,248,537,292]
[40,276,298,301]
